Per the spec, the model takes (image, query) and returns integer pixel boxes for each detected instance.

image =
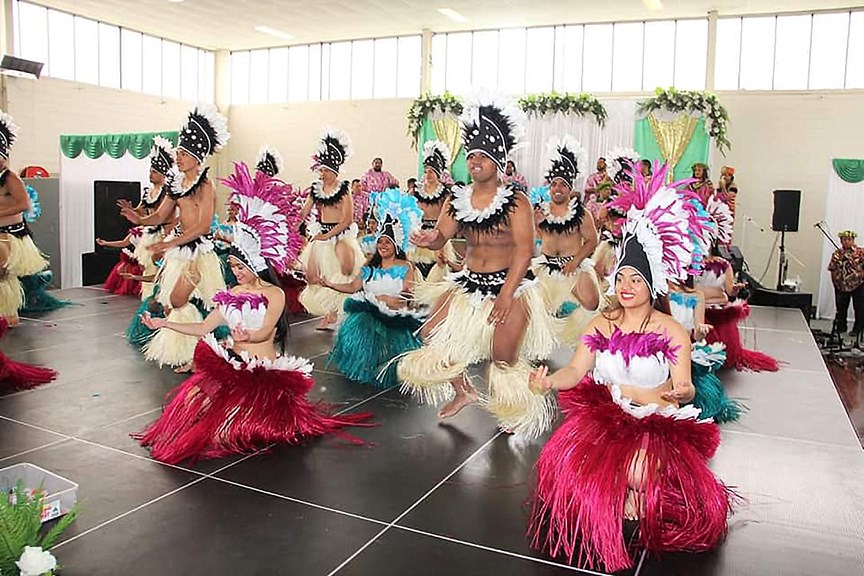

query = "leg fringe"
[484,360,556,438]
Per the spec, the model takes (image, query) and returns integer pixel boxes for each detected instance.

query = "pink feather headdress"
[606,161,713,296]
[219,162,303,275]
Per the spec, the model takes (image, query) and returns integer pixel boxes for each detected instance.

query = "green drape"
[634,118,709,181]
[60,131,179,160]
[832,159,864,184]
[417,117,469,184]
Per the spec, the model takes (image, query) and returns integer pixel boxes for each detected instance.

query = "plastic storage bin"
[0,463,78,523]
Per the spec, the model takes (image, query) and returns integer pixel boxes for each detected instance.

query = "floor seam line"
[722,428,863,450]
[325,431,503,576]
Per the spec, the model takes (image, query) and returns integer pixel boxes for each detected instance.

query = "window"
[98,23,121,89]
[431,34,447,95]
[446,32,472,95]
[847,12,864,88]
[673,19,708,90]
[121,30,143,92]
[740,16,775,90]
[582,24,613,92]
[374,38,398,98]
[47,10,74,80]
[397,36,421,97]
[329,42,351,100]
[714,18,742,90]
[351,39,374,99]
[498,28,527,94]
[526,27,555,93]
[290,44,311,101]
[612,22,643,92]
[249,49,269,104]
[230,50,249,104]
[161,40,181,99]
[199,51,215,103]
[180,45,199,101]
[268,48,289,103]
[472,31,498,91]
[643,20,675,90]
[17,2,48,66]
[74,17,99,85]
[774,15,811,90]
[308,44,323,101]
[559,25,584,92]
[809,12,849,89]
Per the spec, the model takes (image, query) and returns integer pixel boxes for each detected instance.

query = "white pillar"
[706,10,718,91]
[420,29,433,94]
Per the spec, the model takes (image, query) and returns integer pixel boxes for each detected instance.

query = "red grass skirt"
[103,251,142,296]
[135,336,373,464]
[0,317,57,391]
[279,272,308,316]
[529,380,734,572]
[705,301,779,372]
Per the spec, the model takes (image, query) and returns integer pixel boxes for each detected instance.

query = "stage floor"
[1,288,863,576]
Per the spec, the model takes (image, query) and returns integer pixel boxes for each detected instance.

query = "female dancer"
[136,163,370,464]
[0,316,57,392]
[689,162,715,206]
[529,166,733,572]
[97,233,143,296]
[325,189,424,388]
[696,196,778,371]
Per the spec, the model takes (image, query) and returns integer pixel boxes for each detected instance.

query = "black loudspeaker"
[93,180,140,251]
[749,287,813,323]
[81,251,118,286]
[772,190,801,232]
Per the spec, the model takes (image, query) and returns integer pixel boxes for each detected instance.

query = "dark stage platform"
[1,289,863,575]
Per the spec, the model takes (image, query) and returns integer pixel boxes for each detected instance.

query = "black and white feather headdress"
[311,126,353,175]
[178,104,230,164]
[460,91,526,172]
[0,110,19,161]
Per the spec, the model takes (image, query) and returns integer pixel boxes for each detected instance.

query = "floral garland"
[636,87,731,155]
[407,91,607,145]
[406,91,464,147]
[518,92,606,126]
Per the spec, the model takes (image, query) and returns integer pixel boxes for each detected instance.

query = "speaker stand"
[776,227,789,290]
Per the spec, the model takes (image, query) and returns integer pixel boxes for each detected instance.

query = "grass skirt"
[20,271,72,314]
[126,289,165,349]
[705,301,779,372]
[398,275,559,437]
[104,251,142,296]
[135,335,374,464]
[298,233,364,316]
[0,317,57,391]
[535,264,606,347]
[1,233,48,277]
[279,271,308,316]
[328,295,424,388]
[143,303,203,367]
[0,274,24,318]
[410,242,458,283]
[691,342,745,424]
[155,240,225,310]
[530,380,734,572]
[215,245,238,288]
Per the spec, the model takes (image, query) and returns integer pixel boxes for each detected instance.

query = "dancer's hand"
[529,365,553,393]
[148,241,171,256]
[116,199,134,211]
[694,323,713,340]
[488,293,514,326]
[96,238,107,247]
[120,207,141,225]
[311,233,327,242]
[411,229,437,248]
[662,381,695,403]
[562,258,582,276]
[231,326,250,342]
[141,312,166,330]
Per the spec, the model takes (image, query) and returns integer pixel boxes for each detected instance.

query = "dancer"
[533,136,602,345]
[689,162,715,206]
[136,162,370,464]
[298,128,364,330]
[326,189,424,388]
[141,105,229,370]
[96,233,143,296]
[19,184,70,314]
[696,197,778,371]
[0,111,49,326]
[606,147,641,186]
[398,92,559,438]
[529,165,733,572]
[0,316,57,392]
[410,140,459,281]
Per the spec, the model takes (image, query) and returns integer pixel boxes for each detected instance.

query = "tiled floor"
[2,291,863,575]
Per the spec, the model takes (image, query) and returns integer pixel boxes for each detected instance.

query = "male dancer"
[0,111,48,325]
[399,94,558,438]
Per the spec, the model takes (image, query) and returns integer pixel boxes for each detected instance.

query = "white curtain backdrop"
[59,153,150,288]
[510,99,638,192]
[816,166,864,320]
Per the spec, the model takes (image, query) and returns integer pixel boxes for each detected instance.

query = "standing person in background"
[502,159,528,190]
[829,230,864,338]
[584,157,611,200]
[405,178,418,196]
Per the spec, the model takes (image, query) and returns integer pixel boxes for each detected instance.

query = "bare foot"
[438,390,479,419]
[174,361,193,374]
[6,316,20,328]
[316,311,337,331]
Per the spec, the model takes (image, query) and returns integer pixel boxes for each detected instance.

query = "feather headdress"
[374,188,422,255]
[606,146,640,184]
[422,140,452,177]
[311,126,353,175]
[219,162,303,275]
[0,110,19,161]
[544,135,587,190]
[460,90,527,172]
[178,104,230,163]
[255,145,283,178]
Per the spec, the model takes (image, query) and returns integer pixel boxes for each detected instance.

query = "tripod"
[776,227,789,290]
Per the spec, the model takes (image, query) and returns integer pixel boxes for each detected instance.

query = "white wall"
[5,76,192,174]
[226,98,417,188]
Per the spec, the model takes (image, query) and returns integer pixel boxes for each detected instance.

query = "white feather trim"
[192,103,230,151]
[450,184,514,224]
[545,135,588,179]
[317,125,354,162]
[706,194,734,244]
[606,146,640,176]
[256,144,284,175]
[459,89,527,151]
[0,110,19,141]
[423,139,452,169]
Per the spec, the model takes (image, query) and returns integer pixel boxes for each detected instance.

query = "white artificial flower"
[16,547,57,576]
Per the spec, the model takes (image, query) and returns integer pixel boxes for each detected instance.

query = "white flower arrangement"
[637,87,731,155]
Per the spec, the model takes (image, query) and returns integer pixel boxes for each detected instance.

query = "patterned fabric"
[829,246,864,292]
[361,169,398,194]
